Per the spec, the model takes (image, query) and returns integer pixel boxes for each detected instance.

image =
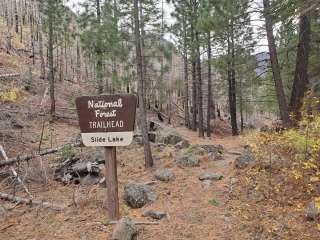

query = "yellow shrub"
[0,86,19,102]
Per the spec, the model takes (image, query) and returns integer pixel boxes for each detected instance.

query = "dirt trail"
[0,125,246,240]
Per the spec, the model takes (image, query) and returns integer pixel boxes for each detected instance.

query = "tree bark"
[133,0,153,168]
[14,0,19,34]
[263,0,290,127]
[227,22,238,136]
[289,14,311,122]
[48,11,55,121]
[190,20,197,131]
[196,30,204,138]
[207,31,212,137]
[96,0,103,94]
[39,21,45,79]
[183,15,190,129]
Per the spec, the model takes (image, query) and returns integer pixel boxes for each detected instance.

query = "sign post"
[76,94,137,220]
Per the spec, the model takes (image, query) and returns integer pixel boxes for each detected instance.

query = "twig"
[106,220,160,225]
[0,145,33,198]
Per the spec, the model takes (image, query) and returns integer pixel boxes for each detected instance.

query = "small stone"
[306,200,319,221]
[81,174,100,185]
[154,169,175,182]
[111,217,137,240]
[174,154,200,167]
[124,183,157,208]
[208,151,223,161]
[199,172,223,181]
[99,177,106,188]
[175,140,190,149]
[234,150,255,169]
[143,210,167,220]
[201,180,213,188]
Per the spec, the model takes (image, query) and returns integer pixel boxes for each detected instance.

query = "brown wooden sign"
[76,94,137,147]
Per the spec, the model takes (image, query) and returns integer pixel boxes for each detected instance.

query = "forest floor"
[1,118,319,240]
[0,117,244,240]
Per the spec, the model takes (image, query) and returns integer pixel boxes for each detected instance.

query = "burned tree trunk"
[289,14,311,122]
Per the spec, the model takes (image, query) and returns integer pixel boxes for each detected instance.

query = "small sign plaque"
[76,94,137,147]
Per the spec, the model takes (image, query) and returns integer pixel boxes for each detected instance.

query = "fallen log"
[0,73,20,80]
[0,142,82,167]
[0,192,65,211]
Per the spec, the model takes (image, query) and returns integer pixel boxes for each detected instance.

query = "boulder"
[158,128,183,145]
[154,169,175,182]
[111,217,137,240]
[124,183,157,208]
[174,154,200,167]
[234,149,255,169]
[142,210,166,220]
[199,172,223,181]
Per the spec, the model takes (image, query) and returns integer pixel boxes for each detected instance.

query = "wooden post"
[104,146,120,220]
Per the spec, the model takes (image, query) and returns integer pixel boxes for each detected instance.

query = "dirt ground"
[1,115,320,240]
[0,119,249,240]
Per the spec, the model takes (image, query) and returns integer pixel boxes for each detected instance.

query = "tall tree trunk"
[207,31,212,137]
[30,8,35,65]
[190,21,197,131]
[133,0,153,168]
[76,37,81,83]
[239,77,244,133]
[48,13,55,121]
[183,15,190,129]
[227,22,238,136]
[139,2,147,106]
[196,30,204,137]
[39,21,45,79]
[263,0,290,127]
[14,0,19,34]
[289,14,311,122]
[96,0,103,94]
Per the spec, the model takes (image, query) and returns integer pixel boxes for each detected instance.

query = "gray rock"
[201,180,213,188]
[158,128,183,145]
[81,174,100,185]
[234,150,255,169]
[99,177,106,188]
[124,183,157,208]
[199,172,223,181]
[0,206,6,217]
[143,210,167,220]
[133,135,143,145]
[208,151,223,161]
[154,169,175,182]
[175,154,200,167]
[200,144,224,154]
[111,217,137,240]
[306,200,319,221]
[175,140,190,149]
